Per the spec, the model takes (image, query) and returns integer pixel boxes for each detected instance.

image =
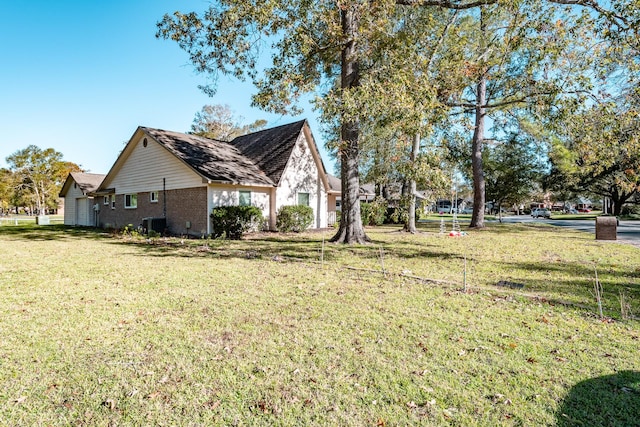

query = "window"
[125,194,137,209]
[104,196,109,205]
[239,190,252,206]
[150,191,158,203]
[111,195,115,209]
[298,192,310,206]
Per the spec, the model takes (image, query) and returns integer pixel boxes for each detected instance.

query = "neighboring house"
[59,172,106,226]
[326,174,377,226]
[60,120,330,236]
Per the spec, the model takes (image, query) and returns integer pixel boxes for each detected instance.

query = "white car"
[531,208,551,219]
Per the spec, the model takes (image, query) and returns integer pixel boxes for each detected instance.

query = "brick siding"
[96,186,208,236]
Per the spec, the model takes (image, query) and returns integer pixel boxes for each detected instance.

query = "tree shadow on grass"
[558,371,640,427]
[0,224,109,241]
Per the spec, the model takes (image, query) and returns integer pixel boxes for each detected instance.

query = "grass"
[0,222,638,426]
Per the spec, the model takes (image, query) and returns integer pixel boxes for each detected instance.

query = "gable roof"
[97,119,327,192]
[59,172,106,197]
[230,120,306,185]
[141,127,274,186]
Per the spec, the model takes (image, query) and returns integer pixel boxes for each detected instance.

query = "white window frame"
[150,191,158,203]
[103,196,109,205]
[124,194,137,209]
[111,194,115,210]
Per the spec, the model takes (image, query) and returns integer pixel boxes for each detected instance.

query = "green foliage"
[210,205,263,239]
[360,196,386,226]
[157,0,633,239]
[5,146,81,214]
[190,104,267,141]
[483,132,546,208]
[547,99,640,215]
[276,205,314,233]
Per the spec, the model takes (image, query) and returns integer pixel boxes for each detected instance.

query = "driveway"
[499,215,640,247]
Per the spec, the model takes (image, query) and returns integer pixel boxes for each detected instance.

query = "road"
[498,215,640,247]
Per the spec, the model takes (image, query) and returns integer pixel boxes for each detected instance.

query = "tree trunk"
[330,6,370,244]
[610,188,635,216]
[470,74,487,228]
[404,133,420,233]
[470,9,487,229]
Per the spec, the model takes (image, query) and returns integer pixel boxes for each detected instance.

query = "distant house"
[59,172,106,226]
[60,120,330,236]
[326,174,377,225]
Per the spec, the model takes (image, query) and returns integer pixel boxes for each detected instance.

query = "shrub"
[210,206,263,239]
[361,196,387,226]
[277,205,314,232]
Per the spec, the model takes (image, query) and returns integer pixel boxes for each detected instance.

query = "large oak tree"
[157,0,633,242]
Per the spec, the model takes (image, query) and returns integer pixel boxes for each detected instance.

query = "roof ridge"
[230,119,306,141]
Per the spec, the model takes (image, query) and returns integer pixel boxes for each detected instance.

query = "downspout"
[163,178,167,218]
[270,187,277,231]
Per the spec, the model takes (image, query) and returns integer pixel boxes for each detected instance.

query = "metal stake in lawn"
[379,245,386,278]
[594,266,604,319]
[440,217,446,235]
[463,251,468,292]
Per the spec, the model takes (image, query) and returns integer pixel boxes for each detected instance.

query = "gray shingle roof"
[139,120,307,187]
[141,127,277,186]
[230,120,306,185]
[59,172,106,197]
[72,172,105,193]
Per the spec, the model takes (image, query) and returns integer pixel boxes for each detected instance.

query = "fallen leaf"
[205,400,221,410]
[146,391,161,400]
[14,396,27,404]
[527,357,537,364]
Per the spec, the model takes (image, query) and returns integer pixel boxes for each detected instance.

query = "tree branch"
[395,0,498,9]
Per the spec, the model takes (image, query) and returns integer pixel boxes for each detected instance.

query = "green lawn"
[0,223,638,426]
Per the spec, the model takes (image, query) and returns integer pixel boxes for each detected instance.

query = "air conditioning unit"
[142,217,166,234]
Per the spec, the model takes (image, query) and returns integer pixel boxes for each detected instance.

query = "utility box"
[36,215,50,225]
[142,217,166,234]
[596,216,617,240]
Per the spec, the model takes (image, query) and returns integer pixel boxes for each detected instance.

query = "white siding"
[109,135,204,194]
[76,198,94,226]
[63,182,83,225]
[62,180,97,226]
[211,186,271,214]
[276,133,328,228]
[209,185,272,232]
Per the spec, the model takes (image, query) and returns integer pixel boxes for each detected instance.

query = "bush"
[361,196,387,226]
[210,206,263,239]
[277,205,314,232]
[621,204,640,216]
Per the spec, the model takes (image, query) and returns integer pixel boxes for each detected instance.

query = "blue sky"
[0,1,333,174]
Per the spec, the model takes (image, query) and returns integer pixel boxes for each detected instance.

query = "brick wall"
[96,186,208,236]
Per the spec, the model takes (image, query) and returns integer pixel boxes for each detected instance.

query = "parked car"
[531,208,551,219]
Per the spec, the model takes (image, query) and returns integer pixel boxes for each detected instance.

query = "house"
[59,172,106,226]
[326,174,377,225]
[60,120,330,236]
